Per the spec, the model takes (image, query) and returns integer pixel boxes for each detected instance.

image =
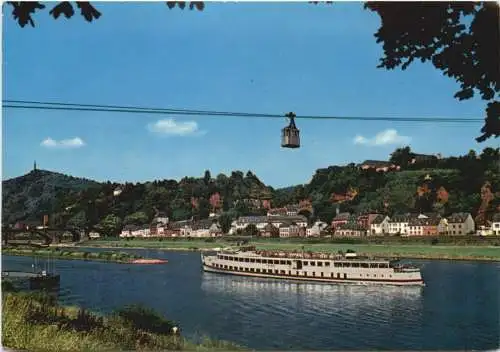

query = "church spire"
[33,160,37,171]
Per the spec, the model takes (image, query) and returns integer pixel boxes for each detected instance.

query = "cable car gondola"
[281,112,300,148]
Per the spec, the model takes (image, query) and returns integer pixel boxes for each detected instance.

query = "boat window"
[337,273,341,278]
[280,260,286,265]
[310,261,316,266]
[352,263,360,268]
[317,262,323,267]
[344,273,347,279]
[274,260,280,265]
[321,272,324,277]
[250,259,255,263]
[274,270,279,274]
[224,265,228,269]
[280,270,286,274]
[304,272,308,277]
[325,262,330,266]
[334,262,341,267]
[342,262,351,267]
[312,272,316,276]
[303,261,308,266]
[245,258,250,262]
[361,263,369,268]
[256,259,261,263]
[288,270,291,275]
[287,261,292,265]
[370,263,378,268]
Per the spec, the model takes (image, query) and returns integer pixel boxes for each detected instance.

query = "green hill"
[2,147,499,235]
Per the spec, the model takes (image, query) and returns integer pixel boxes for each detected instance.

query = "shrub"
[114,304,175,335]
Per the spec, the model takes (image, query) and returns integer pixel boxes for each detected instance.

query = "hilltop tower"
[33,160,37,172]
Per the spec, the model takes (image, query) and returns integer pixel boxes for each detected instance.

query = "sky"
[2,2,497,188]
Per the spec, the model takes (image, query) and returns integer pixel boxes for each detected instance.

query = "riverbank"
[78,238,500,261]
[2,247,146,264]
[2,291,244,351]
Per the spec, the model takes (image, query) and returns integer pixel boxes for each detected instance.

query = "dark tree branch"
[366,1,500,142]
[8,2,46,27]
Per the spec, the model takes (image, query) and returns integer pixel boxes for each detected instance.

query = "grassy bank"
[2,291,244,351]
[79,237,500,261]
[2,247,145,264]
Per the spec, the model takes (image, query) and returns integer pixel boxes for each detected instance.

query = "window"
[310,262,316,266]
[256,259,261,263]
[250,259,255,263]
[331,273,334,278]
[288,270,291,275]
[312,272,316,277]
[343,273,347,279]
[325,262,330,266]
[318,262,323,267]
[287,260,292,265]
[303,261,308,266]
[280,260,286,265]
[274,260,280,265]
[334,263,341,267]
[224,265,228,269]
[321,272,324,277]
[280,270,286,275]
[337,273,341,279]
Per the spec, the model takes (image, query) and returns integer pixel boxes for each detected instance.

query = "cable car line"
[2,100,482,123]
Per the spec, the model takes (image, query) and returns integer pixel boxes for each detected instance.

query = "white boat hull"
[202,263,425,287]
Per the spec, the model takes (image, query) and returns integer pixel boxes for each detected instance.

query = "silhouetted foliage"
[7,1,203,27]
[365,1,499,142]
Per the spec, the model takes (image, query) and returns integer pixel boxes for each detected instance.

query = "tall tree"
[389,146,413,168]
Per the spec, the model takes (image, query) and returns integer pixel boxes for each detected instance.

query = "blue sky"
[2,2,497,188]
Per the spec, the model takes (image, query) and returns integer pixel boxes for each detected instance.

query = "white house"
[490,213,500,236]
[278,223,301,238]
[446,213,475,235]
[388,215,414,235]
[89,231,101,239]
[306,221,328,237]
[369,215,390,235]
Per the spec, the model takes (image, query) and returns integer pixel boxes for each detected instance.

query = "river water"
[2,249,499,350]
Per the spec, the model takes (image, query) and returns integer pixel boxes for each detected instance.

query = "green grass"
[2,291,245,352]
[79,237,500,261]
[2,248,143,264]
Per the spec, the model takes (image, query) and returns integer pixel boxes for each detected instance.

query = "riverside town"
[3,2,500,352]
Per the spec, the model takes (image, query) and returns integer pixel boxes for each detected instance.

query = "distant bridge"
[2,227,84,246]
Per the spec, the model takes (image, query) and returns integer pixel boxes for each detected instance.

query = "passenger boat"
[201,246,424,286]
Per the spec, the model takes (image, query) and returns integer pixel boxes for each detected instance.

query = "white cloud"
[353,129,411,146]
[41,137,86,149]
[147,119,205,136]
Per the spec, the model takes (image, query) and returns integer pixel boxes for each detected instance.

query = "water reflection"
[201,272,423,301]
